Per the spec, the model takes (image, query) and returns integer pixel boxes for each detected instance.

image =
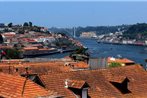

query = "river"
[78,38,147,66]
[38,38,147,66]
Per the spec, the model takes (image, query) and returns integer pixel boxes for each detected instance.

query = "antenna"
[25,67,29,77]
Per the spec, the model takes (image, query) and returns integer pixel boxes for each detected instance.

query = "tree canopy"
[29,22,33,27]
[109,62,122,68]
[123,23,147,40]
[23,22,29,27]
[8,22,13,27]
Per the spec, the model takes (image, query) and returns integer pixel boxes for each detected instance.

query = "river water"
[39,38,147,66]
[78,38,147,66]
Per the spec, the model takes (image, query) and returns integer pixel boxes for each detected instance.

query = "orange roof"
[2,33,16,37]
[0,61,74,75]
[73,61,89,69]
[39,65,147,98]
[107,57,135,64]
[39,48,50,51]
[23,47,38,50]
[108,76,127,83]
[0,45,13,49]
[0,59,26,64]
[64,61,89,69]
[0,73,58,98]
[66,79,86,89]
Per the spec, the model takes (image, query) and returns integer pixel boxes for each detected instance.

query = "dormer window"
[110,77,131,94]
[64,79,89,98]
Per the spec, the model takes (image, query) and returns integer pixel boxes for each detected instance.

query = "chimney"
[16,68,18,72]
[82,87,88,98]
[64,79,69,88]
[25,67,29,77]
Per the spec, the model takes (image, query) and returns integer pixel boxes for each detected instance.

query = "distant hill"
[123,23,147,40]
[49,25,130,37]
[76,25,130,37]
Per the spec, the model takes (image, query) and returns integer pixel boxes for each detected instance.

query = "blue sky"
[0,1,147,27]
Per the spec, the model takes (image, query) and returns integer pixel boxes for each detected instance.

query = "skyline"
[0,1,147,27]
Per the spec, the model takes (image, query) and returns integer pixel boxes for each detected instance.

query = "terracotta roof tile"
[73,61,89,69]
[0,61,73,75]
[0,73,58,98]
[107,57,135,64]
[65,79,86,89]
[39,65,147,98]
[23,47,38,50]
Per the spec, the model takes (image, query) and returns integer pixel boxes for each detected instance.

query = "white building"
[35,37,55,43]
[80,32,97,38]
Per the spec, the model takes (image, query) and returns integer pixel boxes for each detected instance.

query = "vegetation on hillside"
[123,23,147,40]
[1,49,22,59]
[49,25,130,37]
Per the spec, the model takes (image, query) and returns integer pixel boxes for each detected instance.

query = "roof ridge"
[39,65,143,76]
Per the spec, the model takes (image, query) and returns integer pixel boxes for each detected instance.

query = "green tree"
[8,22,13,27]
[29,22,32,27]
[2,49,22,59]
[109,62,122,68]
[123,23,147,40]
[23,22,29,27]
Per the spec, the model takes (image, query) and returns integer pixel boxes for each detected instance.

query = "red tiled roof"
[2,32,16,38]
[39,65,147,98]
[73,61,89,69]
[0,73,58,98]
[107,57,135,64]
[108,76,127,83]
[65,61,89,69]
[0,61,74,75]
[23,47,38,50]
[65,79,86,89]
[21,38,36,43]
[0,46,13,49]
[0,59,26,64]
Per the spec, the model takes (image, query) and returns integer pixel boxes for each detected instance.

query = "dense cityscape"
[0,1,147,98]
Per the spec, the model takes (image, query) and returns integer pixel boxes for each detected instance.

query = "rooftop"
[0,73,58,98]
[0,61,74,75]
[39,65,147,98]
[107,57,135,64]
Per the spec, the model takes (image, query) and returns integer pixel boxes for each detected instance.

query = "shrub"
[109,62,122,68]
[3,49,22,59]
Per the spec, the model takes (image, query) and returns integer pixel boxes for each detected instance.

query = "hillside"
[49,25,130,37]
[123,23,147,40]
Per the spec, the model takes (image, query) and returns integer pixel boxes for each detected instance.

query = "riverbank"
[97,40,147,46]
[23,48,75,58]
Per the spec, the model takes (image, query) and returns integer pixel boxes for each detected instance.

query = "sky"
[0,1,147,27]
